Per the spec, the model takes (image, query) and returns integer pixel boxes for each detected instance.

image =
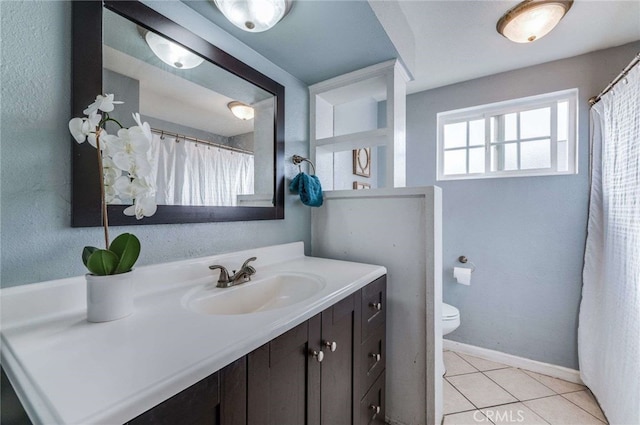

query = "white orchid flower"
[68,111,101,144]
[103,167,119,186]
[87,128,108,150]
[111,152,152,177]
[83,94,123,115]
[104,128,152,176]
[104,184,120,204]
[124,195,157,220]
[102,155,117,170]
[132,113,152,143]
[70,92,158,229]
[113,176,152,200]
[104,127,150,156]
[102,157,121,203]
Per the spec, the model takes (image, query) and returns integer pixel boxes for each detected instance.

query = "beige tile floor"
[443,351,608,425]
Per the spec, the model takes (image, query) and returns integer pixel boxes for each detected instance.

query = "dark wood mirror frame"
[72,1,285,227]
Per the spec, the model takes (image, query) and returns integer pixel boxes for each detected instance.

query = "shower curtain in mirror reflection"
[580,64,639,425]
[148,134,254,206]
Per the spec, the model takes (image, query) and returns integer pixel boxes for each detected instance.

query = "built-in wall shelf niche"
[309,60,409,191]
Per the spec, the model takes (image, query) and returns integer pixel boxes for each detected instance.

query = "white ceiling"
[382,0,640,94]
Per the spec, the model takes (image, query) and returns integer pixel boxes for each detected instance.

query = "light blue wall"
[0,1,310,288]
[406,41,640,369]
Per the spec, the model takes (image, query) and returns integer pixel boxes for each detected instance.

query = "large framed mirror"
[72,1,285,226]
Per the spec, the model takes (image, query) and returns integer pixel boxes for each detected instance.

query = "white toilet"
[442,303,460,376]
[442,303,460,336]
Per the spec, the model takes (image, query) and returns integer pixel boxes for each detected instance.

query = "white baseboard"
[443,340,583,385]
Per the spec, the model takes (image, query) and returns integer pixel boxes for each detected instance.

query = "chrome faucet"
[209,257,257,288]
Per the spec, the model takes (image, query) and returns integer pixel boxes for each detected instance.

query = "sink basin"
[183,272,326,315]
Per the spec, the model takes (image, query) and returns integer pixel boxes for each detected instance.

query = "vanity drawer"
[359,373,385,425]
[360,325,385,398]
[361,275,386,342]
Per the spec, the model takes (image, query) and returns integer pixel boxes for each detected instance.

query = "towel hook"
[292,155,316,175]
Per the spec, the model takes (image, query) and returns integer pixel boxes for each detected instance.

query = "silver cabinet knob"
[324,341,337,352]
[370,404,381,414]
[370,353,381,362]
[310,349,324,363]
[369,302,382,311]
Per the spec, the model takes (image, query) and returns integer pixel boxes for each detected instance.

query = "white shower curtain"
[149,134,254,206]
[580,63,640,425]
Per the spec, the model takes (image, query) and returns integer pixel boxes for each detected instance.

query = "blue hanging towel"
[289,172,323,207]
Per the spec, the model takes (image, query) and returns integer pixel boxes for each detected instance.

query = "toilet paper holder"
[458,256,476,272]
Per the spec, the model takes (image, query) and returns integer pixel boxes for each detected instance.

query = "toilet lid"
[442,303,459,319]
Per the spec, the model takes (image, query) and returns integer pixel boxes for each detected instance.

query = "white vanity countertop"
[0,242,386,425]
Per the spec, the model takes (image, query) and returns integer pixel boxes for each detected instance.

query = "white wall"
[312,187,443,425]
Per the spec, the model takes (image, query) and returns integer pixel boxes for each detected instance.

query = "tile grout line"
[447,355,559,425]
[443,354,502,423]
[520,368,587,395]
[447,370,529,416]
[444,370,483,378]
[560,392,609,424]
[520,368,574,394]
[478,368,523,405]
[520,400,558,425]
[479,370,591,407]
[447,351,495,414]
[516,367,607,423]
[447,354,525,415]
[449,351,480,373]
[444,351,488,414]
[446,351,606,424]
[444,375,483,414]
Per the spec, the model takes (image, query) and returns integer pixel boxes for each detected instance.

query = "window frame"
[436,89,578,181]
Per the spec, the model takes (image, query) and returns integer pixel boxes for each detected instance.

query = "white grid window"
[437,89,578,180]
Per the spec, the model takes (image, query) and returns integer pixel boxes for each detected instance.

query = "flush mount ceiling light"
[213,0,293,32]
[144,31,205,69]
[497,0,573,43]
[228,101,255,120]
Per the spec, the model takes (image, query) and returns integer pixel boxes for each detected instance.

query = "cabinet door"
[128,373,219,425]
[220,357,246,425]
[320,292,361,425]
[247,317,321,425]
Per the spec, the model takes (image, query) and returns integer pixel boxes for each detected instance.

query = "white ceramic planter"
[86,271,134,322]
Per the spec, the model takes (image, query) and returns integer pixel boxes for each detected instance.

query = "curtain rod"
[589,52,640,106]
[151,128,254,155]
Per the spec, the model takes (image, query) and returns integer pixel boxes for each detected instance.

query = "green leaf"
[86,249,119,276]
[82,246,99,267]
[109,233,141,274]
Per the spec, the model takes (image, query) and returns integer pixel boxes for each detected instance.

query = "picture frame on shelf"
[353,147,371,177]
[353,181,371,190]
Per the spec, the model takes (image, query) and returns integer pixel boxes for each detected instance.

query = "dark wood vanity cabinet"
[126,275,386,425]
[246,291,361,425]
[359,276,387,425]
[247,318,318,425]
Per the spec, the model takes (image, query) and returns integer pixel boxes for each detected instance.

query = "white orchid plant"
[69,94,157,276]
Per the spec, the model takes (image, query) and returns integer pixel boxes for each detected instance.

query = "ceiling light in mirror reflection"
[228,101,255,120]
[214,0,292,32]
[144,31,204,69]
[101,6,277,210]
[104,47,255,138]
